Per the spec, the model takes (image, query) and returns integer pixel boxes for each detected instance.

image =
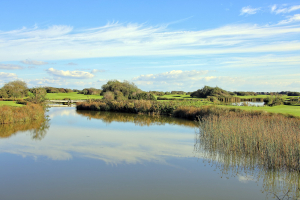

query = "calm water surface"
[0,107,297,200]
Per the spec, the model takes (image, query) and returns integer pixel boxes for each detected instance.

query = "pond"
[0,107,298,200]
[232,101,265,107]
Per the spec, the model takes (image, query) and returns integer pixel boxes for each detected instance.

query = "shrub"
[191,86,232,98]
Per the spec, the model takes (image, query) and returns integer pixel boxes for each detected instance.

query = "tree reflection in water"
[76,110,198,128]
[194,130,300,199]
[0,117,50,140]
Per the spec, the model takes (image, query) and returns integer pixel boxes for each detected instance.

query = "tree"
[2,80,28,98]
[0,89,8,98]
[101,80,140,98]
[27,87,47,104]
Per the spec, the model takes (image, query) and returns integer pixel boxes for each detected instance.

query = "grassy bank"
[76,99,296,120]
[46,92,103,100]
[0,104,45,124]
[224,104,300,117]
[0,101,23,107]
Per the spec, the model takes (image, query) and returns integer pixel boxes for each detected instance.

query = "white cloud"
[222,55,300,68]
[27,78,67,86]
[21,59,48,65]
[1,22,300,62]
[240,6,260,15]
[66,62,77,65]
[271,4,300,14]
[46,68,94,79]
[133,70,209,82]
[0,64,24,70]
[91,69,105,74]
[0,72,18,79]
[278,14,300,25]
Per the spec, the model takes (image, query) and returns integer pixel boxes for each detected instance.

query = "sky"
[1,0,300,92]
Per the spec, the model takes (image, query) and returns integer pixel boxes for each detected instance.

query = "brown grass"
[0,103,45,124]
[197,113,300,171]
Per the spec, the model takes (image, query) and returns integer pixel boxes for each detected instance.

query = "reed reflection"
[76,110,197,128]
[194,131,300,199]
[0,117,50,140]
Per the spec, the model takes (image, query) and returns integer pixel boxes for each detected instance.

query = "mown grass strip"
[0,101,23,107]
[46,92,103,100]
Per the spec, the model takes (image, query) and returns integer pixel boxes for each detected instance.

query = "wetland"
[0,107,299,200]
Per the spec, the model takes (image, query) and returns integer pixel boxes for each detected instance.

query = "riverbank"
[0,101,23,107]
[76,99,299,120]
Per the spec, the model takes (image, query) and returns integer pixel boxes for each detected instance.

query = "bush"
[191,86,232,98]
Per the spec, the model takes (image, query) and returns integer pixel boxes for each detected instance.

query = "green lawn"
[222,104,300,117]
[46,92,103,100]
[0,101,23,107]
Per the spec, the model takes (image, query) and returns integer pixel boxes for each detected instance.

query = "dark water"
[0,107,297,200]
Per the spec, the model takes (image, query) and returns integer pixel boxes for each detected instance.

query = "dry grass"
[198,113,300,171]
[0,104,45,124]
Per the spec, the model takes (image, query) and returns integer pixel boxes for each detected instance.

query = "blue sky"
[1,0,300,92]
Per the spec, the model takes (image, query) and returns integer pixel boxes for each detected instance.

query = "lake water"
[0,107,298,200]
[232,101,265,107]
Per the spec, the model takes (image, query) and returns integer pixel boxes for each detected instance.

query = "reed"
[198,113,300,172]
[0,103,45,124]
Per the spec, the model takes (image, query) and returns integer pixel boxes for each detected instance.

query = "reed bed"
[77,100,214,118]
[198,113,300,172]
[0,104,45,124]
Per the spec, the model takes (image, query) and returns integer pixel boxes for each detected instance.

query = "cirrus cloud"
[278,14,300,25]
[240,6,260,15]
[271,4,300,14]
[21,59,48,65]
[1,22,300,62]
[0,64,24,70]
[46,68,94,79]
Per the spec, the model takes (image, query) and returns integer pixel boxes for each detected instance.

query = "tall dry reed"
[0,104,45,124]
[198,113,300,171]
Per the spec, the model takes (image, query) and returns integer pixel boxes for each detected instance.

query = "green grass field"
[46,92,103,100]
[222,104,300,117]
[0,101,23,107]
